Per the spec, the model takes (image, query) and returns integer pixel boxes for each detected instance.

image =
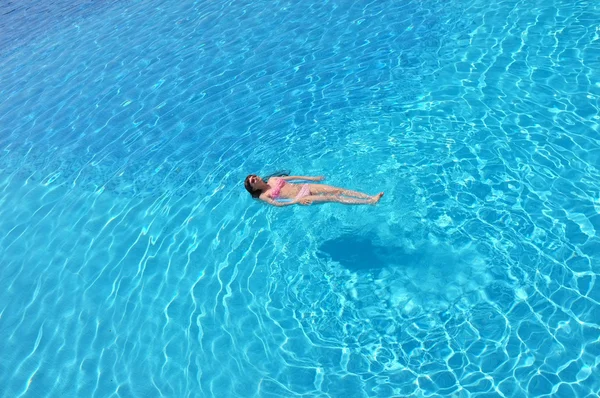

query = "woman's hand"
[314,176,325,181]
[299,198,313,205]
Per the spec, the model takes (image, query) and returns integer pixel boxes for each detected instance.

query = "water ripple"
[1,0,600,397]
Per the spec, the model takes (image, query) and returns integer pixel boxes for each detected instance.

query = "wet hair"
[244,174,262,198]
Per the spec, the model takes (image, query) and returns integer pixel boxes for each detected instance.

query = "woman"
[244,174,384,206]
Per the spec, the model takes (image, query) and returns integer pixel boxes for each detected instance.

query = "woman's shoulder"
[259,188,273,198]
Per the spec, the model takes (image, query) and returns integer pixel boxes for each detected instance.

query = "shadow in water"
[317,234,425,272]
[317,232,490,315]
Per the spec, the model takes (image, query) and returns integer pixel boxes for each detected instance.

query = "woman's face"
[248,175,263,189]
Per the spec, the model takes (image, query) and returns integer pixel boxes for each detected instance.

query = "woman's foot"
[369,192,384,204]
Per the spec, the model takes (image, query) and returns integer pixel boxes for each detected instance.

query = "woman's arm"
[261,197,298,207]
[281,176,324,181]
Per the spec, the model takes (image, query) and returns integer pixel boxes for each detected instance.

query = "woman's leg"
[299,193,383,205]
[340,189,373,199]
[308,184,372,199]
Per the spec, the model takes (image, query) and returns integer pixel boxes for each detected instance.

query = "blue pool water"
[1,0,600,396]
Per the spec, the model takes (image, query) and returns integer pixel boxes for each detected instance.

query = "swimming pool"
[1,0,599,396]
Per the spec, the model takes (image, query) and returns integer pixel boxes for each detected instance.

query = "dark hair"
[244,174,262,198]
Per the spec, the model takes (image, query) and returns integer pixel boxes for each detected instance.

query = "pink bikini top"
[269,178,286,199]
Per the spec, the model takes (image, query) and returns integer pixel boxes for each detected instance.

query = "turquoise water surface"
[1,0,599,397]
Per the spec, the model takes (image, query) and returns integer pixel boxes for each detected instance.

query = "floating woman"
[244,174,383,207]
